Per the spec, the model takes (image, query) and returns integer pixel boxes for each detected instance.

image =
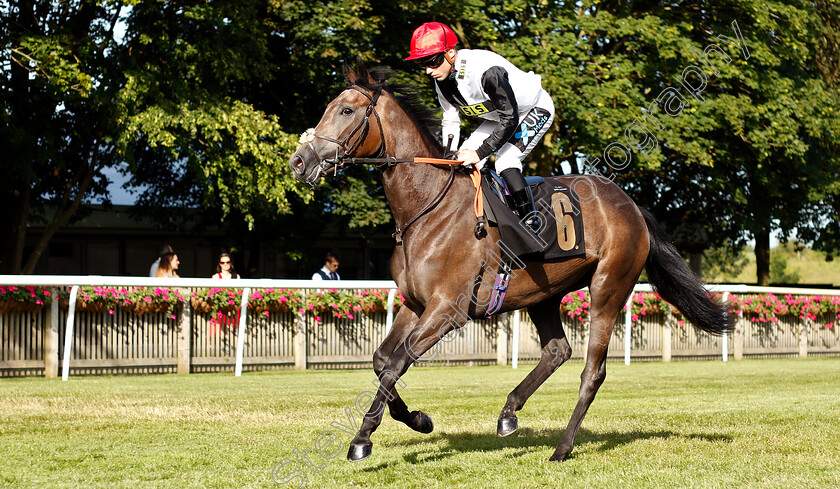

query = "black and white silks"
[434,49,555,172]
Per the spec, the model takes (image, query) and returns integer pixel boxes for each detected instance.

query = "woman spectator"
[211,253,240,279]
[155,252,180,278]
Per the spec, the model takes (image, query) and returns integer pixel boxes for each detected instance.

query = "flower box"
[190,297,238,314]
[0,299,46,314]
[250,301,291,314]
[123,301,178,316]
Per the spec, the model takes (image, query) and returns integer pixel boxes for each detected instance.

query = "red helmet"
[405,22,458,60]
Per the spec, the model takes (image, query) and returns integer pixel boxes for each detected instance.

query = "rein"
[302,84,486,242]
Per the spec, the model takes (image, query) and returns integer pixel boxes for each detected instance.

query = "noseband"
[300,85,387,174]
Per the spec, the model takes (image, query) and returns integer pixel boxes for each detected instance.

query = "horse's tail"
[640,207,733,336]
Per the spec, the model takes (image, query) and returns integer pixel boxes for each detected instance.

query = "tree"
[488,0,840,285]
[2,0,126,274]
[0,0,307,274]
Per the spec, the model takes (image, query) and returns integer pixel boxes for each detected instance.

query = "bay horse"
[288,60,730,463]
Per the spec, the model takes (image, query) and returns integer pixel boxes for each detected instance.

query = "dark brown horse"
[289,61,730,463]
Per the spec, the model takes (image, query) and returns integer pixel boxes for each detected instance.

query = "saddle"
[480,169,586,260]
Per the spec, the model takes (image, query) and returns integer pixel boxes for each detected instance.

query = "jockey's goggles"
[417,52,447,69]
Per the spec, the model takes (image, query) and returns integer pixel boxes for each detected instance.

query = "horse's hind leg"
[372,305,433,434]
[550,276,634,461]
[498,295,572,436]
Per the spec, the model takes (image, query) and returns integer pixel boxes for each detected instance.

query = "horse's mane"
[345,59,445,157]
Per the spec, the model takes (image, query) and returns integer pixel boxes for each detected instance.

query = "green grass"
[2,359,840,488]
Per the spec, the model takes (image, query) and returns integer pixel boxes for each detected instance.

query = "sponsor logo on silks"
[458,60,467,79]
[458,101,495,117]
[515,122,537,147]
[510,108,551,151]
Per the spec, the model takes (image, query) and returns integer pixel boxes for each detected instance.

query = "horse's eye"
[341,107,354,116]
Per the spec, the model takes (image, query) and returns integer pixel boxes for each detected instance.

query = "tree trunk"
[0,182,30,274]
[689,252,703,278]
[21,156,100,275]
[755,230,771,286]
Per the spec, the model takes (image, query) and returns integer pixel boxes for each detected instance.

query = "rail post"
[43,288,60,378]
[662,312,673,362]
[61,285,79,381]
[497,313,508,366]
[234,288,251,376]
[177,292,192,374]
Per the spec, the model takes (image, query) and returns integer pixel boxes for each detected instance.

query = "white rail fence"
[1,276,839,380]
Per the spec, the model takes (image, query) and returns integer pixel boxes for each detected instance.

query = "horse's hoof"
[410,410,434,434]
[497,416,518,437]
[347,443,372,462]
[548,446,571,462]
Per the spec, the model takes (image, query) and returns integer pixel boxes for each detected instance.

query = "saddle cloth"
[481,173,586,260]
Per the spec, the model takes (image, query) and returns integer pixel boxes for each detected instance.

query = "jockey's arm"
[436,85,461,152]
[474,66,520,160]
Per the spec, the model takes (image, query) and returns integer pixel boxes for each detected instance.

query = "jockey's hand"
[457,149,481,168]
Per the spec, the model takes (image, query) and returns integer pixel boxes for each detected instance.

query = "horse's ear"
[343,61,358,85]
[355,56,376,84]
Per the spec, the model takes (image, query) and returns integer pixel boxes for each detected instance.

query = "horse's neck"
[380,150,472,228]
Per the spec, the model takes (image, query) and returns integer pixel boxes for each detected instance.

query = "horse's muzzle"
[288,152,323,186]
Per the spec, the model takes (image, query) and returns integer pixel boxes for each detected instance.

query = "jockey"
[406,21,555,232]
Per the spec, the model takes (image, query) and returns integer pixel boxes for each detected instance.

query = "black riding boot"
[500,168,540,233]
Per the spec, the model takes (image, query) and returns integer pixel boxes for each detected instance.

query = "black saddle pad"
[481,176,585,260]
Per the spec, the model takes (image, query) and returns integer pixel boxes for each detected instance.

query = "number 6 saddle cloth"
[481,172,586,260]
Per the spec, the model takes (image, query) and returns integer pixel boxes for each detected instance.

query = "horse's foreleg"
[372,306,433,434]
[498,296,572,436]
[348,303,460,462]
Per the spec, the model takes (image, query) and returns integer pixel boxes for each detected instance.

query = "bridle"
[298,85,389,175]
[297,83,484,243]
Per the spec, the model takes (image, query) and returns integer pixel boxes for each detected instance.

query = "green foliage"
[331,176,392,229]
[770,246,802,284]
[4,0,840,277]
[703,245,752,281]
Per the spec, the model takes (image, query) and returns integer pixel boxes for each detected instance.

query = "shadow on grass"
[376,426,732,466]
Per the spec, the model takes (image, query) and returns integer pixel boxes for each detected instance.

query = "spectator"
[312,252,340,280]
[156,252,180,278]
[149,244,174,277]
[211,253,240,279]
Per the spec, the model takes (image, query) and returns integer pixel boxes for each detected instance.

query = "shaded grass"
[2,359,840,488]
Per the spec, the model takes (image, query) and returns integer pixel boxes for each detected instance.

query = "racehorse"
[289,59,731,463]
